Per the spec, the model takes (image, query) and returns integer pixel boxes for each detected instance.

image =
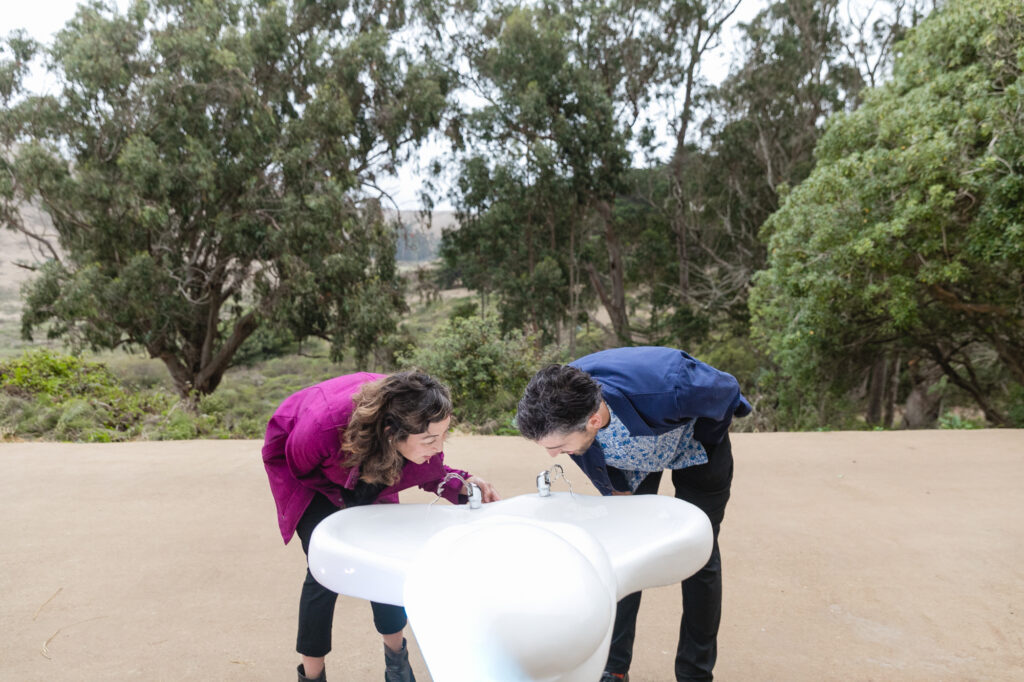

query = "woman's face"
[395,416,451,465]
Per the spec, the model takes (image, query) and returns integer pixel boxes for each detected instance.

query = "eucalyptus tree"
[0,0,450,398]
[440,156,585,347]
[642,0,928,344]
[749,0,1024,427]
[677,0,862,326]
[427,0,740,345]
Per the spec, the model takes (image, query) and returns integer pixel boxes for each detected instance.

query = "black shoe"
[384,638,416,682]
[600,672,629,682]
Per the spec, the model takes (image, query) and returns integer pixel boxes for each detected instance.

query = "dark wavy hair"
[342,371,453,485]
[516,364,602,441]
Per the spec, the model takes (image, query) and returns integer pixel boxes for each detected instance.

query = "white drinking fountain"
[307,469,713,682]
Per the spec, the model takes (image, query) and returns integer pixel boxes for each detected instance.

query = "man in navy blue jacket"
[516,347,751,682]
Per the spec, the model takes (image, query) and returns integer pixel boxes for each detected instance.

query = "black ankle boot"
[384,638,416,682]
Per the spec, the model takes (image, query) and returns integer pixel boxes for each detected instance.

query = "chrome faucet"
[536,470,552,497]
[537,464,574,497]
[437,471,482,509]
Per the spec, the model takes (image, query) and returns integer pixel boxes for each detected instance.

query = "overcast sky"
[4,0,775,210]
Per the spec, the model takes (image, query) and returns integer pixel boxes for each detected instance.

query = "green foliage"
[0,349,173,441]
[1,0,448,398]
[0,346,365,442]
[437,0,918,352]
[435,0,742,345]
[232,325,301,367]
[1,348,112,398]
[2,0,980,436]
[692,334,764,400]
[750,0,1024,427]
[441,148,587,346]
[399,314,551,430]
[1007,384,1024,427]
[448,300,479,321]
[650,0,870,338]
[938,411,985,430]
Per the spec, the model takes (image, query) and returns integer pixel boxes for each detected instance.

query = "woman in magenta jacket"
[263,371,499,682]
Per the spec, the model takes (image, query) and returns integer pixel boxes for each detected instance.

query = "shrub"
[0,349,177,441]
[157,408,201,440]
[1008,385,1024,428]
[938,411,985,430]
[399,314,552,429]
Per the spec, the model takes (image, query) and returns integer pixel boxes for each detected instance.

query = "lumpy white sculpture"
[308,492,712,682]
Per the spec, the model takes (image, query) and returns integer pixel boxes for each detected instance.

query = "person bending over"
[263,371,499,682]
[516,347,750,682]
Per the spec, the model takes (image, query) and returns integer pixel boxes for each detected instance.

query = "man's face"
[532,404,606,457]
[536,426,598,457]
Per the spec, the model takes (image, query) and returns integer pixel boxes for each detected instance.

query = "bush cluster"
[400,314,554,433]
[0,349,263,442]
[1,349,173,441]
[4,332,1013,443]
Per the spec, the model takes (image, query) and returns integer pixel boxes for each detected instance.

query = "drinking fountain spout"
[537,464,573,497]
[438,471,482,509]
[536,470,552,497]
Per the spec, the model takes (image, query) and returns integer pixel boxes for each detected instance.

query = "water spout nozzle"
[537,464,575,497]
[536,470,552,497]
[437,472,482,509]
[466,481,482,509]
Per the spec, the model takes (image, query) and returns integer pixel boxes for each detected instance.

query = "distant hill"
[392,210,458,263]
[0,206,60,353]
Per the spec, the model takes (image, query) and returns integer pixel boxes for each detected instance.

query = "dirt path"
[2,430,1022,681]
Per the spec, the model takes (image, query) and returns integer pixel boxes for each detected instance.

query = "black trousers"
[605,433,733,682]
[294,493,408,657]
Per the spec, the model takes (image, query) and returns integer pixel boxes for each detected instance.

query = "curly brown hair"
[341,371,453,485]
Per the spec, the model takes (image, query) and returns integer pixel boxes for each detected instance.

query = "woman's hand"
[467,475,501,503]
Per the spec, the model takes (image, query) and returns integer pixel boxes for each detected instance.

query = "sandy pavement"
[2,430,1023,681]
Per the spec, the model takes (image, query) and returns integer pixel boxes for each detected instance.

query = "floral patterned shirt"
[595,407,708,492]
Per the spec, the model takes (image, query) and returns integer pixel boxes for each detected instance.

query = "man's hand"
[467,475,501,502]
[611,490,632,496]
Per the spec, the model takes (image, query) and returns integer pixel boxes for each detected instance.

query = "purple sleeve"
[415,453,471,504]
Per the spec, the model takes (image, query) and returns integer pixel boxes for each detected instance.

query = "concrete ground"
[2,430,1022,681]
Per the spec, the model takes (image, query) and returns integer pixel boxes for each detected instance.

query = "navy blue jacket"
[569,346,751,495]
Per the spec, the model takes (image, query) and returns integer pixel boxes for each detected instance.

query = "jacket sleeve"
[417,456,471,504]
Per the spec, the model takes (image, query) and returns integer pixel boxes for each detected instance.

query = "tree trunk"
[568,220,579,358]
[883,355,900,428]
[193,309,260,394]
[157,350,196,400]
[926,344,1011,426]
[154,309,260,399]
[593,199,630,344]
[902,362,943,429]
[666,18,704,304]
[673,193,691,302]
[865,356,887,426]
